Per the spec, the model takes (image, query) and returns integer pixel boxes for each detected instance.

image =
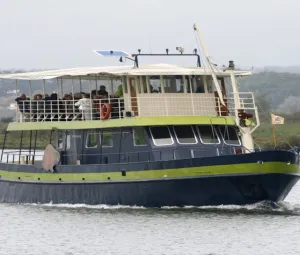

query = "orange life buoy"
[101,103,111,120]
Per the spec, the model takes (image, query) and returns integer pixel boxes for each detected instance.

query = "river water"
[0,182,299,255]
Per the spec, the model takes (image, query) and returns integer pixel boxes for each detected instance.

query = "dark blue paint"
[0,174,298,206]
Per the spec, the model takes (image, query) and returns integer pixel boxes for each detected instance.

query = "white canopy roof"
[0,64,251,80]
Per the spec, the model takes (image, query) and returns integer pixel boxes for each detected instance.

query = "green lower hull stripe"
[0,162,299,182]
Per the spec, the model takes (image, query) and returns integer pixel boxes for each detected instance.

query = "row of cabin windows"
[150,126,240,146]
[85,128,147,148]
[124,75,215,94]
[84,126,240,148]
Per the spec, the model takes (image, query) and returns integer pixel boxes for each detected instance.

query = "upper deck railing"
[13,92,257,123]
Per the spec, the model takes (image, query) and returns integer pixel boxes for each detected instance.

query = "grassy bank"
[253,122,300,149]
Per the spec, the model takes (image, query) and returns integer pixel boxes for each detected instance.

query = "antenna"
[193,24,225,106]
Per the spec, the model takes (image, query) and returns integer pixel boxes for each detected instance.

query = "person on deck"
[74,94,92,120]
[15,93,29,113]
[98,85,108,97]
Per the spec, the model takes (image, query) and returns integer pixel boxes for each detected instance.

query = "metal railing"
[13,93,257,122]
[2,146,245,165]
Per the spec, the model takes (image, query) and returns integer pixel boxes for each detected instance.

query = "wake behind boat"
[0,24,299,206]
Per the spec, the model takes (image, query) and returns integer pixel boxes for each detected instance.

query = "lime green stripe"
[0,162,299,182]
[7,116,236,131]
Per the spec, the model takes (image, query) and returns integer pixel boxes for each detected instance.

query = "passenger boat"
[0,25,299,206]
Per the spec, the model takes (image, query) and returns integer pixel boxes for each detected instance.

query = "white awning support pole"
[60,78,63,98]
[43,79,46,96]
[29,80,32,116]
[110,77,114,95]
[15,79,18,121]
[193,24,225,106]
[71,78,75,119]
[89,76,93,120]
[29,80,32,98]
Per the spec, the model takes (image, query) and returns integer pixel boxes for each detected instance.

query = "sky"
[1,0,300,69]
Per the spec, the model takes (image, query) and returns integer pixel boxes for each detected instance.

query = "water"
[0,183,299,255]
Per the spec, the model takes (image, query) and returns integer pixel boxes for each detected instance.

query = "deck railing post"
[18,130,23,164]
[32,130,37,165]
[28,130,32,164]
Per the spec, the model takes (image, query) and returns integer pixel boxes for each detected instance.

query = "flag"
[271,114,284,125]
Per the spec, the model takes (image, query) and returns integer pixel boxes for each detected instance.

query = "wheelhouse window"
[163,75,184,93]
[133,127,147,146]
[102,131,113,147]
[197,126,220,144]
[173,126,197,144]
[86,131,99,148]
[150,126,173,146]
[206,76,213,93]
[191,76,205,93]
[218,126,241,145]
[149,76,161,93]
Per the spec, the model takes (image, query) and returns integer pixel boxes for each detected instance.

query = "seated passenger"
[98,85,108,97]
[15,93,29,113]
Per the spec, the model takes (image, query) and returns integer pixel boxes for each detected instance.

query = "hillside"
[239,71,300,112]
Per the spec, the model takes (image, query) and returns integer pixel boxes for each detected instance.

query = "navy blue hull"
[0,174,298,206]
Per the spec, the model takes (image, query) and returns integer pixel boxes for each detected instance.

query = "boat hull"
[0,150,299,206]
[0,173,298,206]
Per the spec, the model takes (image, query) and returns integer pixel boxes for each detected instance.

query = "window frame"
[218,126,241,146]
[86,130,99,148]
[197,125,221,145]
[173,125,198,145]
[149,126,174,146]
[133,127,147,147]
[101,131,114,148]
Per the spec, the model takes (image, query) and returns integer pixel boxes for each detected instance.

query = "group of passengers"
[15,86,124,121]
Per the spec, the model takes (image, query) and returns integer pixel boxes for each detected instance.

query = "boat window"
[197,126,220,144]
[140,76,148,93]
[57,132,64,149]
[66,134,71,149]
[149,76,161,93]
[102,131,113,147]
[206,76,213,93]
[163,75,183,93]
[191,76,205,93]
[185,76,191,93]
[86,131,99,148]
[150,126,173,146]
[218,126,241,145]
[133,127,147,146]
[173,126,197,144]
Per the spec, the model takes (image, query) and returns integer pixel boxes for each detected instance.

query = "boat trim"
[0,161,298,182]
[7,116,236,131]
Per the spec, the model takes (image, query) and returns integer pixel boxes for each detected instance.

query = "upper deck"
[0,64,255,129]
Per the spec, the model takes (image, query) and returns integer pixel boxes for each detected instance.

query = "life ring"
[101,103,111,120]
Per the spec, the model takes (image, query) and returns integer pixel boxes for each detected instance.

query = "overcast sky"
[1,0,299,69]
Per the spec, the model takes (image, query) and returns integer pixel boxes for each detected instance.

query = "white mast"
[193,24,225,106]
